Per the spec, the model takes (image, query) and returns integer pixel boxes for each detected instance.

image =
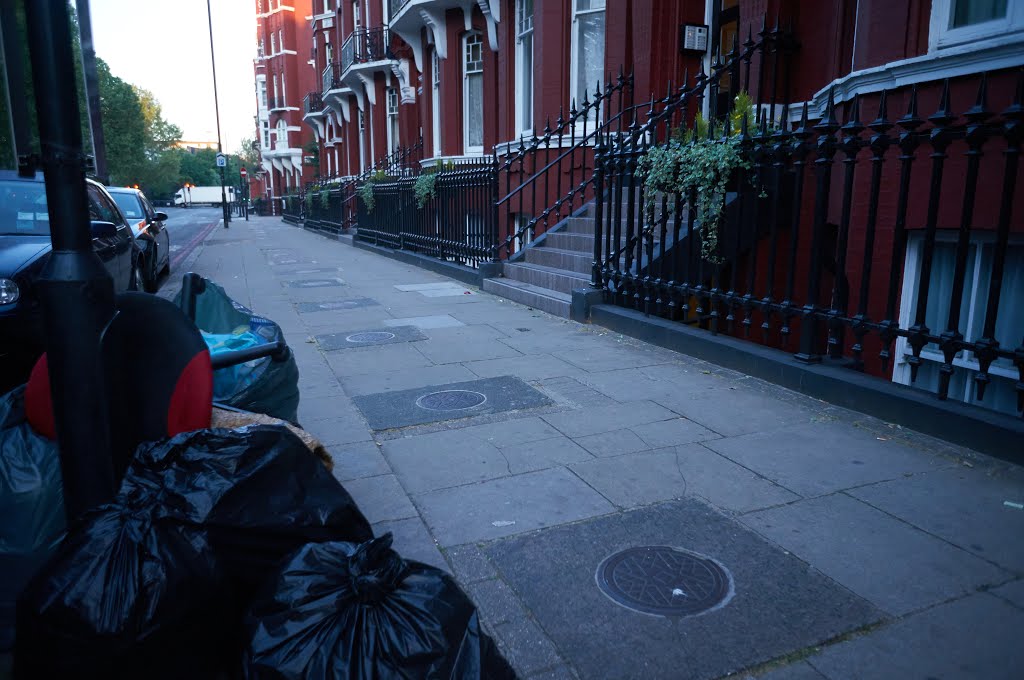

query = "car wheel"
[144,255,159,293]
[130,260,144,292]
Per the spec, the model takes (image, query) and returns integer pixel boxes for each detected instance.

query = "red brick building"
[252,0,319,208]
[263,1,1023,419]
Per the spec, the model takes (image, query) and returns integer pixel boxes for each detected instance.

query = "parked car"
[0,172,142,392]
[106,186,171,293]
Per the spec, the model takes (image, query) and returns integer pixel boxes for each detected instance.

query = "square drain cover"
[316,325,425,350]
[353,375,551,430]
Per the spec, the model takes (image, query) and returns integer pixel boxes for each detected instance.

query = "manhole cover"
[416,390,488,411]
[346,331,396,343]
[596,546,733,617]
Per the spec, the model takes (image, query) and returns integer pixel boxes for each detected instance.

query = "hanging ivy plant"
[414,170,437,208]
[303,190,315,211]
[357,181,375,212]
[319,188,331,209]
[637,92,763,262]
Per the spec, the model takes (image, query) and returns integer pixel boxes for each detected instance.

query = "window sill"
[804,32,1024,116]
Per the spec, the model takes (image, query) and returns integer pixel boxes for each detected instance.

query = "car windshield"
[0,180,49,236]
[110,191,144,220]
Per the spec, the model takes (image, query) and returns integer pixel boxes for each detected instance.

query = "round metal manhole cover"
[346,331,396,343]
[416,390,488,411]
[596,546,733,617]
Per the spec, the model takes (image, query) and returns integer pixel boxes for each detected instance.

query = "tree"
[97,58,145,187]
[134,87,181,198]
[176,147,219,187]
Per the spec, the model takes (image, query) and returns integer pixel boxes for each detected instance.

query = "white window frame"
[324,0,332,12]
[278,29,284,53]
[280,71,287,106]
[275,119,288,148]
[386,87,400,152]
[258,79,268,110]
[929,0,1024,51]
[515,0,534,137]
[358,109,367,170]
[272,75,279,108]
[270,33,277,54]
[462,32,484,155]
[893,231,1023,415]
[431,48,442,157]
[569,0,606,123]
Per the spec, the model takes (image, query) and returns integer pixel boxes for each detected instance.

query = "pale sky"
[89,0,256,154]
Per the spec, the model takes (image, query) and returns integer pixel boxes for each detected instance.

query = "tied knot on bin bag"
[347,535,406,604]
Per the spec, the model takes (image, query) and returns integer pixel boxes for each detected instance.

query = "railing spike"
[843,93,863,130]
[759,11,768,37]
[731,32,740,58]
[930,78,953,124]
[965,72,990,120]
[901,83,921,126]
[773,8,781,33]
[1011,67,1024,112]
[744,25,755,49]
[682,67,690,88]
[873,88,890,126]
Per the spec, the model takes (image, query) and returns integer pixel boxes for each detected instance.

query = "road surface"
[159,207,222,289]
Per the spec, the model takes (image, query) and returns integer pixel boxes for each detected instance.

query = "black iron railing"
[341,27,391,75]
[322,62,342,92]
[281,194,302,223]
[493,68,634,260]
[356,157,497,269]
[303,92,323,115]
[594,20,1024,417]
[295,138,425,237]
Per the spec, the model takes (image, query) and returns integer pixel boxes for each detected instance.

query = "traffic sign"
[216,153,227,168]
[240,167,247,177]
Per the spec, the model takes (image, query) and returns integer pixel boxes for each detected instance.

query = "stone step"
[545,231,653,253]
[524,246,593,275]
[482,277,571,318]
[503,262,591,295]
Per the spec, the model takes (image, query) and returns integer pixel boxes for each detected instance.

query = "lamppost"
[205,0,229,228]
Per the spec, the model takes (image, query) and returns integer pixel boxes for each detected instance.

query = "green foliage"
[176,147,219,187]
[638,95,765,262]
[357,181,375,212]
[319,188,331,209]
[304,191,314,211]
[413,171,436,208]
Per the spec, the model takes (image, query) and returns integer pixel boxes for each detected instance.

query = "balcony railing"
[303,92,323,115]
[341,27,391,74]
[389,0,412,17]
[322,62,342,92]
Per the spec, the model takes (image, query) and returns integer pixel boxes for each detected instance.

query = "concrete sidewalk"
[183,216,1024,680]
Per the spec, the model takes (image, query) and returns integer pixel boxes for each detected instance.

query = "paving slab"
[463,353,585,380]
[328,441,392,482]
[553,345,671,372]
[573,428,652,457]
[484,498,881,680]
[459,417,565,449]
[316,324,426,351]
[532,376,617,408]
[341,474,417,524]
[353,375,552,431]
[848,465,1024,571]
[382,314,466,329]
[500,436,594,474]
[655,386,824,437]
[490,617,565,676]
[326,343,434,377]
[743,493,1008,616]
[747,661,828,680]
[338,363,479,397]
[373,516,448,572]
[704,420,947,497]
[415,467,616,546]
[381,429,511,494]
[414,325,521,364]
[295,297,379,312]
[805,593,1024,680]
[630,417,721,448]
[990,579,1024,609]
[541,400,678,438]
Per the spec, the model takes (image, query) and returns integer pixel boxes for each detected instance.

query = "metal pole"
[1,0,32,173]
[75,0,107,183]
[206,0,229,228]
[25,0,116,518]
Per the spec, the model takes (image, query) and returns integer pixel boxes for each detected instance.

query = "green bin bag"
[176,281,300,423]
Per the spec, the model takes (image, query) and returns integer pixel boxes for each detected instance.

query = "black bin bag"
[0,386,64,654]
[15,425,373,678]
[244,534,517,680]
